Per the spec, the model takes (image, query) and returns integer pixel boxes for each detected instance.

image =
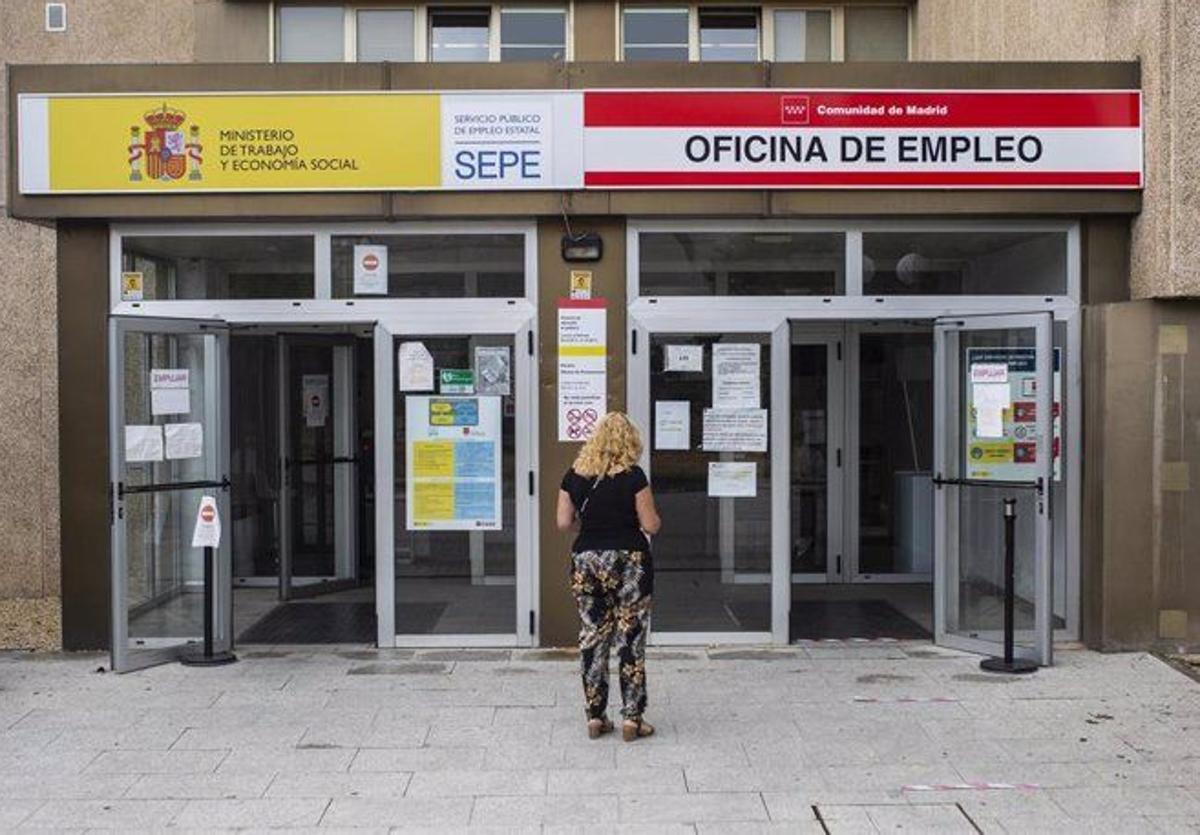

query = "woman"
[557,412,661,742]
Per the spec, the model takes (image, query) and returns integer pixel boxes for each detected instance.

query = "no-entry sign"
[191,495,221,548]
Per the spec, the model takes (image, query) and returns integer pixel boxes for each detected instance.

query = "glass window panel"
[773,9,831,61]
[500,9,566,60]
[699,10,759,61]
[277,6,345,62]
[357,9,415,61]
[639,232,845,296]
[122,331,212,645]
[649,333,772,632]
[790,341,829,574]
[121,236,315,300]
[623,7,688,60]
[857,331,933,575]
[331,234,524,298]
[862,231,1067,296]
[844,5,909,61]
[430,8,491,61]
[394,335,516,635]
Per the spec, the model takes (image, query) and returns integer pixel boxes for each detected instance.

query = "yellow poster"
[411,482,454,525]
[46,94,439,192]
[411,441,454,478]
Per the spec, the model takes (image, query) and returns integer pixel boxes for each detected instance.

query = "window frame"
[620,5,692,61]
[697,7,762,63]
[617,3,911,62]
[272,2,573,63]
[499,6,571,62]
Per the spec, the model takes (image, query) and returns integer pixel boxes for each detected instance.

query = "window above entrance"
[639,231,846,296]
[121,236,316,300]
[275,3,568,62]
[331,233,525,298]
[621,3,909,62]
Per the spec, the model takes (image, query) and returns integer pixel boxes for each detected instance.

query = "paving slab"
[0,647,1194,831]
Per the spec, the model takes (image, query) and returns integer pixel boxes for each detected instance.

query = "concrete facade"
[0,0,1196,653]
[915,0,1200,299]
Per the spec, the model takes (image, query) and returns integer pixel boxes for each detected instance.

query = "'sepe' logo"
[780,96,810,125]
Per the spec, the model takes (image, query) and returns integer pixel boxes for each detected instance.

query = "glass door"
[933,313,1054,665]
[278,336,359,600]
[109,317,230,672]
[373,319,534,645]
[630,320,787,642]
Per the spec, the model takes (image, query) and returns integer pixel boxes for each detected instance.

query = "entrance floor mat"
[239,601,389,644]
[788,599,931,640]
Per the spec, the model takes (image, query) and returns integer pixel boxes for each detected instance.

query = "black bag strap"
[576,475,603,520]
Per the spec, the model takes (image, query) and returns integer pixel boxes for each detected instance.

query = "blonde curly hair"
[572,412,643,477]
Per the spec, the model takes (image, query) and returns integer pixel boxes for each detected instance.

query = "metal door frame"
[628,310,788,644]
[278,333,360,600]
[787,323,845,586]
[108,315,230,673]
[374,306,538,648]
[933,312,1054,665]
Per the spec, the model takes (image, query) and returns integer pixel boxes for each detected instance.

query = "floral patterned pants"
[570,549,653,720]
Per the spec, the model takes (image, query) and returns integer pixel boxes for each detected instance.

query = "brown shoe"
[587,717,613,739]
[622,718,655,742]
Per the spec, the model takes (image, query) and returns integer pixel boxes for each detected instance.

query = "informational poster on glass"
[665,345,703,373]
[712,344,760,408]
[150,368,190,416]
[965,348,1061,481]
[654,400,690,450]
[702,408,768,452]
[398,341,435,391]
[164,422,203,460]
[405,395,502,531]
[707,461,757,497]
[353,244,388,295]
[475,346,511,396]
[558,299,607,441]
[302,374,329,428]
[125,424,164,463]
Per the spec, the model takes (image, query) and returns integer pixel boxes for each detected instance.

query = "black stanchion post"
[181,547,237,667]
[981,497,1037,674]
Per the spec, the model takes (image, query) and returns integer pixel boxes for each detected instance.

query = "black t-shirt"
[561,465,651,553]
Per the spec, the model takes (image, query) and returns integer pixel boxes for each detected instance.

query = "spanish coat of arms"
[128,104,203,182]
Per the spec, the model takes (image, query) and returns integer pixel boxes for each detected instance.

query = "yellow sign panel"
[411,440,454,478]
[411,481,455,525]
[47,95,439,192]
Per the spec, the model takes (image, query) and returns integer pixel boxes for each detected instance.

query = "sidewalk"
[0,642,1198,832]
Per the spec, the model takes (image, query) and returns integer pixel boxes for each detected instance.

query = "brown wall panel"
[537,216,626,647]
[1083,217,1132,305]
[572,1,618,62]
[57,222,110,651]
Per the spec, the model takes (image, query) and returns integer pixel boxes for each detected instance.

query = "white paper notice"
[712,344,760,408]
[475,346,511,396]
[353,244,388,295]
[654,401,690,450]
[164,422,204,460]
[303,374,329,428]
[707,461,757,498]
[125,425,164,463]
[150,388,190,416]
[702,408,768,452]
[970,363,1009,384]
[665,345,703,373]
[191,495,221,549]
[150,368,190,416]
[973,382,1011,439]
[398,342,435,391]
[558,302,607,441]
